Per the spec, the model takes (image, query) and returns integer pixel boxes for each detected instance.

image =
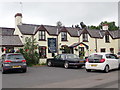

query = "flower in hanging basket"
[25,49,29,52]
[4,48,7,51]
[43,47,46,49]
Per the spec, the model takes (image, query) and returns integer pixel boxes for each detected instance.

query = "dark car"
[0,53,27,74]
[117,52,120,58]
[47,54,85,69]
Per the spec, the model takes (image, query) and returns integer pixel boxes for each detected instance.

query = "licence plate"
[91,64,97,66]
[80,61,84,63]
[12,66,21,68]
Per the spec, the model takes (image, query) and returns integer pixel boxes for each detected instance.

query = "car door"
[54,55,61,66]
[109,54,119,69]
[0,56,2,69]
[60,54,66,65]
[106,54,118,69]
[54,54,65,66]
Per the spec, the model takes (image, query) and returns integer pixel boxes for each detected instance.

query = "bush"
[16,37,40,66]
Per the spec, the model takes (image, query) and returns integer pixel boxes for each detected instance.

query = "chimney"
[15,13,22,26]
[14,13,22,36]
[102,24,108,30]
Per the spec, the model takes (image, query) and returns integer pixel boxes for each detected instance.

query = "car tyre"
[64,61,69,69]
[2,67,6,74]
[47,60,52,67]
[86,69,91,72]
[104,65,109,73]
[118,64,120,70]
[22,68,27,73]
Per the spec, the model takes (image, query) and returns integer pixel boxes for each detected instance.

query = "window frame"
[61,32,67,41]
[105,35,110,43]
[39,31,46,41]
[83,33,88,42]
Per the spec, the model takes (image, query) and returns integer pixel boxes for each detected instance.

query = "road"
[1,66,119,88]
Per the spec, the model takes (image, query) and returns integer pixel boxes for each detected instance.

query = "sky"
[0,0,119,28]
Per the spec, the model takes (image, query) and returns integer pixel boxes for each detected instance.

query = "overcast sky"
[0,0,119,28]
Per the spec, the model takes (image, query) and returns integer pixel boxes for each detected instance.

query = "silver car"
[0,53,27,74]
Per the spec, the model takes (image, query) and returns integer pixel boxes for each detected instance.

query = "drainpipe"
[95,38,98,53]
[56,28,59,55]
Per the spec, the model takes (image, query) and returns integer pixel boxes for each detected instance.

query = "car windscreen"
[7,54,24,60]
[118,52,120,55]
[67,54,79,60]
[88,54,103,60]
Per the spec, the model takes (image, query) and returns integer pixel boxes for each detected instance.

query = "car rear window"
[118,52,120,55]
[88,54,103,60]
[7,54,24,60]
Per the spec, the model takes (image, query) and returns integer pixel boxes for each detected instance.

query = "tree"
[56,21,62,28]
[16,37,40,66]
[80,22,87,29]
[88,21,119,30]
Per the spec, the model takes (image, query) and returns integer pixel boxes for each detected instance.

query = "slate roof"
[0,35,23,47]
[109,30,120,39]
[17,23,120,39]
[44,25,58,35]
[0,27,15,35]
[69,42,89,49]
[87,29,103,38]
[66,27,81,37]
[18,23,39,35]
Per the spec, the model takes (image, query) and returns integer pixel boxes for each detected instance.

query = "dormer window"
[83,33,88,42]
[105,35,110,43]
[39,31,46,41]
[61,32,67,41]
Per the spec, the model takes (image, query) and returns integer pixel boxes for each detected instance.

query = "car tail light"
[4,60,12,63]
[22,60,26,62]
[86,58,89,62]
[100,59,105,63]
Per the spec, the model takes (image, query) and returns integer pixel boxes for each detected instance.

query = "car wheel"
[22,68,27,73]
[2,67,6,74]
[47,60,52,67]
[118,64,120,70]
[64,62,69,69]
[104,65,109,73]
[86,69,91,72]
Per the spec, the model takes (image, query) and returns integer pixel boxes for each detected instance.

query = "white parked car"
[85,53,120,73]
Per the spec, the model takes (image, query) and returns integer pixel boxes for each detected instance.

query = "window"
[61,32,67,41]
[55,55,61,59]
[106,54,118,59]
[105,35,110,43]
[101,48,106,52]
[110,48,114,53]
[61,55,66,60]
[39,46,46,58]
[83,34,88,42]
[39,31,46,41]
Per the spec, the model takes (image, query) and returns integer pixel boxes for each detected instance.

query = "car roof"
[2,53,22,56]
[59,54,76,55]
[90,52,112,55]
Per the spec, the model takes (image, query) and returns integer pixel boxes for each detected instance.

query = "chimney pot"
[15,13,22,17]
[102,24,108,30]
